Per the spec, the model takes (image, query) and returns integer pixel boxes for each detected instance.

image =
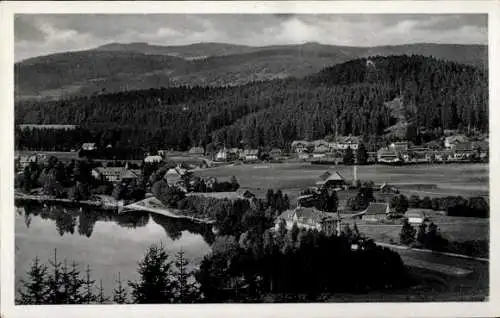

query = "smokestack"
[353,165,358,186]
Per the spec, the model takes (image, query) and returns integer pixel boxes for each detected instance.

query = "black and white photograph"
[1,1,499,317]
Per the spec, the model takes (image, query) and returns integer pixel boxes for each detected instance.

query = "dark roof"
[364,202,389,215]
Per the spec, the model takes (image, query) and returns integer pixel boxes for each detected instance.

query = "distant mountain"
[15,42,487,101]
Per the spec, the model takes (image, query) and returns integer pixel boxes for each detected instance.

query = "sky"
[14,14,488,61]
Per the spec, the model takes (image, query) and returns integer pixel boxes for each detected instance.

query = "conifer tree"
[46,248,64,304]
[17,256,49,304]
[97,279,109,303]
[113,272,128,304]
[82,264,98,304]
[173,250,200,303]
[128,243,176,303]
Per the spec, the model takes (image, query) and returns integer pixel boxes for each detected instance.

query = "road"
[380,243,489,300]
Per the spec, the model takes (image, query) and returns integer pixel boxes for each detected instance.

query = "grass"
[193,162,489,203]
[193,162,489,243]
[346,218,489,243]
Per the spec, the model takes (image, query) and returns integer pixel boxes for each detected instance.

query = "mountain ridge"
[15,42,488,101]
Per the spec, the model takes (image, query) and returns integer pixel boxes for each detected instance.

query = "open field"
[192,162,489,203]
[349,220,489,243]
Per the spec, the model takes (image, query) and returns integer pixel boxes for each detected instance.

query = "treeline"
[16,55,487,151]
[395,194,489,218]
[17,246,200,304]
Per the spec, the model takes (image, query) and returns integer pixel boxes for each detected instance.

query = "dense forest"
[15,55,488,152]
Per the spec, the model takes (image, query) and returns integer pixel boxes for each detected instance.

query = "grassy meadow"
[193,162,489,244]
[192,162,489,203]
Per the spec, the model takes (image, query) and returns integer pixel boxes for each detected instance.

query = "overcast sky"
[15,14,487,61]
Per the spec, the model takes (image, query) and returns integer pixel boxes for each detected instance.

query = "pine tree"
[17,256,49,304]
[173,250,200,303]
[46,248,64,304]
[97,279,109,303]
[113,272,128,304]
[399,219,417,245]
[82,264,98,304]
[128,243,176,303]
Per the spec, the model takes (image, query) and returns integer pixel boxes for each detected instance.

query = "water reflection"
[19,202,214,245]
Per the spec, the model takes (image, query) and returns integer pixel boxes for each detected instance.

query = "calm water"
[15,203,214,298]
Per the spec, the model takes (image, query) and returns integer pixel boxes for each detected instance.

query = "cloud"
[14,14,488,61]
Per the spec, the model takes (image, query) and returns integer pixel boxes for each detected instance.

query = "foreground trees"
[198,227,408,302]
[17,245,201,304]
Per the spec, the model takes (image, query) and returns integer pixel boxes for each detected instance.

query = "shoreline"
[15,192,121,211]
[120,197,215,225]
[15,192,215,225]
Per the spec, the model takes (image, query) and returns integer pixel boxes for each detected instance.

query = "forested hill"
[15,55,488,152]
[15,42,487,101]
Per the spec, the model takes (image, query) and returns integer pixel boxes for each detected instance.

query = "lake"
[15,203,214,300]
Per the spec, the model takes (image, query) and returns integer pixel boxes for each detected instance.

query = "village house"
[92,167,140,183]
[18,154,39,169]
[144,154,163,163]
[227,148,241,158]
[444,135,469,149]
[81,143,97,151]
[334,136,360,151]
[243,149,259,161]
[389,141,409,152]
[215,148,229,161]
[164,166,188,186]
[405,209,428,225]
[313,140,330,153]
[298,152,310,160]
[315,171,347,190]
[377,149,401,164]
[453,142,473,160]
[188,146,205,156]
[406,147,432,163]
[291,140,310,153]
[361,202,390,222]
[275,206,341,236]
